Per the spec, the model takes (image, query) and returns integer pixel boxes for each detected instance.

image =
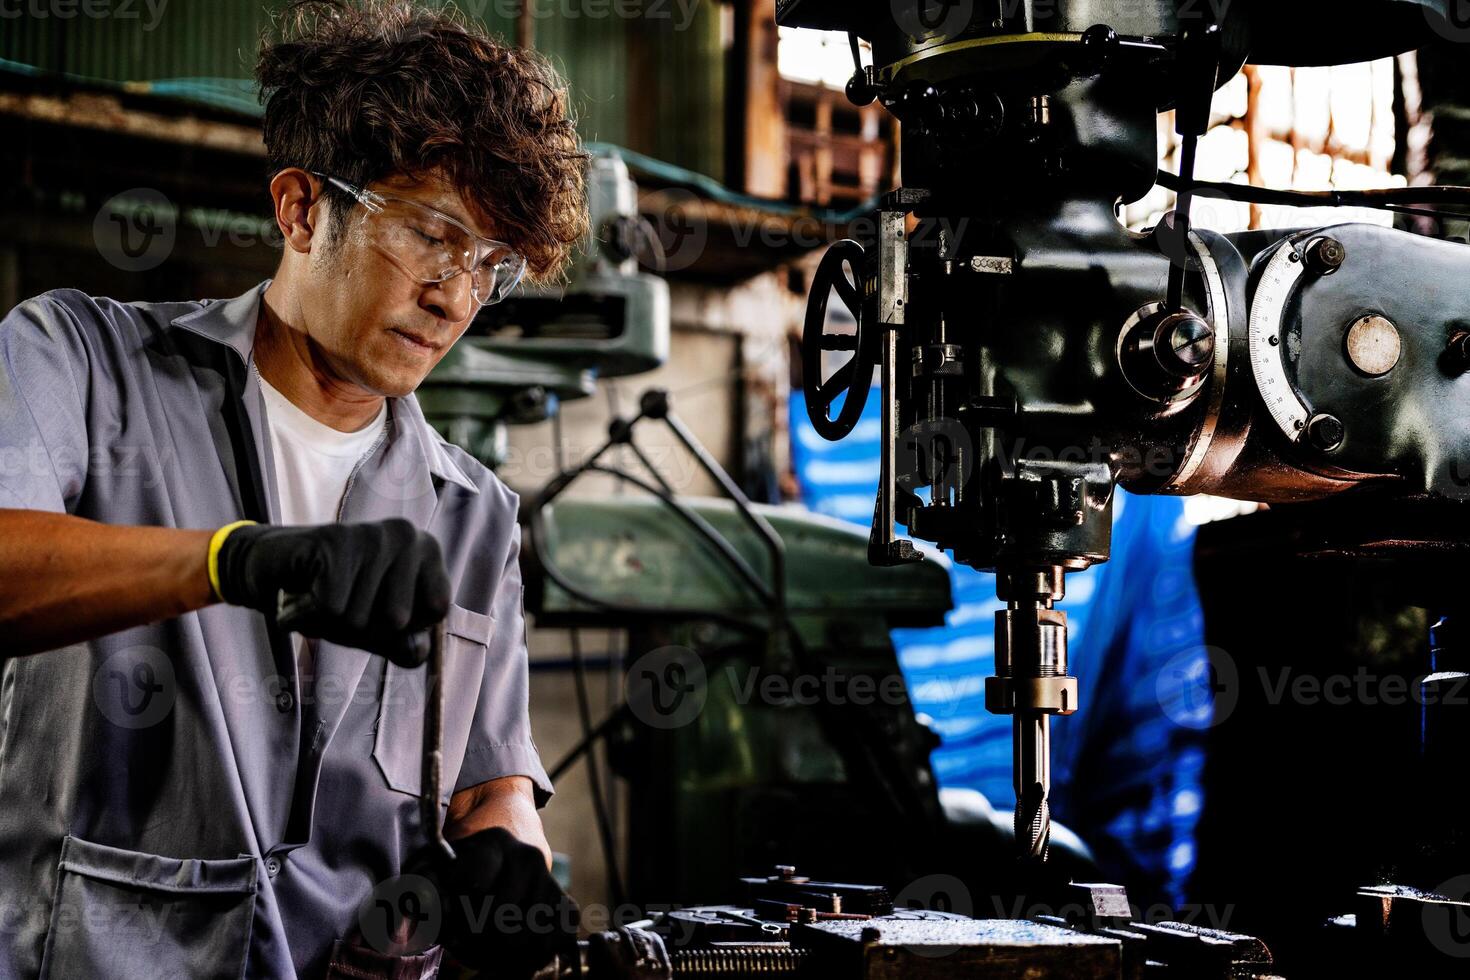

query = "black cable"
[626,441,676,497]
[532,462,774,611]
[570,626,627,908]
[527,403,936,869]
[1166,136,1198,311]
[1384,203,1470,222]
[1156,170,1470,217]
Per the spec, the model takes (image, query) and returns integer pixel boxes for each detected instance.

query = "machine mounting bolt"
[1306,413,1345,451]
[1305,237,1346,276]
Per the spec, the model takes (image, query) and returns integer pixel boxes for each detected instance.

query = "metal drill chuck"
[984,607,1078,716]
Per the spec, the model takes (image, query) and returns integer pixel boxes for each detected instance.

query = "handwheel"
[803,239,876,441]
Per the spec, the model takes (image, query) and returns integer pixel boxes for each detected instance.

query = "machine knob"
[1078,24,1119,74]
[1158,311,1215,376]
[845,69,877,107]
[1118,307,1215,401]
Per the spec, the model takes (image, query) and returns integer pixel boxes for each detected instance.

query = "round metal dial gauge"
[1248,238,1317,442]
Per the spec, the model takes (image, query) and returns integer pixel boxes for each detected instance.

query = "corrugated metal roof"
[1,0,724,180]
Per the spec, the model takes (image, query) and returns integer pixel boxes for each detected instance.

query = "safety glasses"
[317,174,527,307]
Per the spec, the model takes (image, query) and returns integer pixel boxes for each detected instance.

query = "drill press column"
[987,567,1078,861]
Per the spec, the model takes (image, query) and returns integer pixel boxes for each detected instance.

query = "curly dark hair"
[256,0,588,282]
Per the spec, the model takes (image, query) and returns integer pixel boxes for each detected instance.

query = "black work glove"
[403,827,579,978]
[214,518,450,668]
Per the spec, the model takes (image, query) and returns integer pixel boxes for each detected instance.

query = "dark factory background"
[4,1,1470,968]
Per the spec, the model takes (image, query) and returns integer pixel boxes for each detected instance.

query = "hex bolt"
[1306,413,1345,451]
[1304,237,1346,276]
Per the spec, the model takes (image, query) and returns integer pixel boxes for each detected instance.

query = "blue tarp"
[790,391,1211,905]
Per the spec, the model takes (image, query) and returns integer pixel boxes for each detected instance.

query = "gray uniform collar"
[171,281,480,496]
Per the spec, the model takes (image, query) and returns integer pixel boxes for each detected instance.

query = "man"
[0,1,588,976]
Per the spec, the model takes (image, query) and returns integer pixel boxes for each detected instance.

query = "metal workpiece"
[541,873,1285,979]
[796,918,1122,980]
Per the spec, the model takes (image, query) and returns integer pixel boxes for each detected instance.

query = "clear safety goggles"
[319,174,527,307]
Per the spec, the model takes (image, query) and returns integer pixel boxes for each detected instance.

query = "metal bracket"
[869,207,923,567]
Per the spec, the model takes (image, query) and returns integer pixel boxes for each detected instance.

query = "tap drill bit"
[1015,714,1052,861]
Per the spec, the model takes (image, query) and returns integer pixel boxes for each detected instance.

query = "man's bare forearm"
[447,775,554,868]
[0,509,215,656]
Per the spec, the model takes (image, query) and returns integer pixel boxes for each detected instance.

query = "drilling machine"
[418,48,1470,962]
[780,0,1470,879]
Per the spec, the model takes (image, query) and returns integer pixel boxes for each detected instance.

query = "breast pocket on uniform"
[38,835,257,980]
[372,603,492,801]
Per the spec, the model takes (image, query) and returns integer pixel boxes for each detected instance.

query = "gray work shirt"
[0,282,552,978]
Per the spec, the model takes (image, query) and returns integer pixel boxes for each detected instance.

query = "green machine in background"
[418,152,977,906]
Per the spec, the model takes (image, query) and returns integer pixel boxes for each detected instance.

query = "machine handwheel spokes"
[803,239,877,441]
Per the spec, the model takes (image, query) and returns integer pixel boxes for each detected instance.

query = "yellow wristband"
[208,520,258,602]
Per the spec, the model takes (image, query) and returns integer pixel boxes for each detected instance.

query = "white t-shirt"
[256,368,388,526]
[255,364,388,689]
